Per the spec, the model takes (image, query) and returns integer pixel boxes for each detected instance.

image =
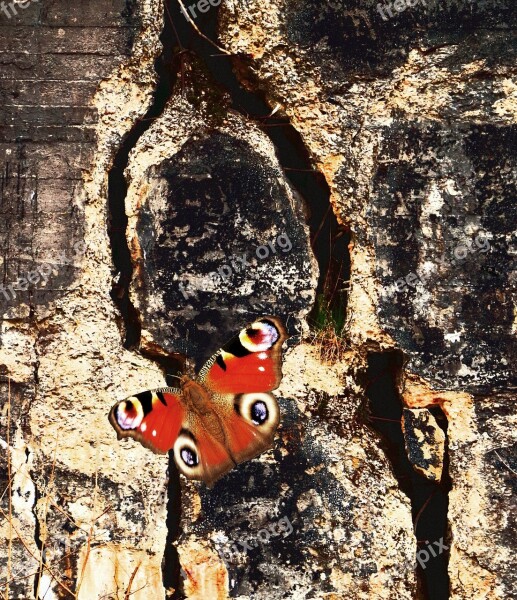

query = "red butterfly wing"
[198,316,288,394]
[196,316,287,469]
[222,394,281,464]
[109,388,184,454]
[109,385,236,485]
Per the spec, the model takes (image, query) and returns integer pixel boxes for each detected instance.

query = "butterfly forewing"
[109,389,184,454]
[198,316,288,394]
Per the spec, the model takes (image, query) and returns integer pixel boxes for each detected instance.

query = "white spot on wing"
[141,423,147,432]
[152,430,157,437]
[258,366,265,372]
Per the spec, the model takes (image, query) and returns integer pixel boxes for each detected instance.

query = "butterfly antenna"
[166,373,183,386]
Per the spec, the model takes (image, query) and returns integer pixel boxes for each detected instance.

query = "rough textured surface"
[220,1,516,597]
[443,394,516,600]
[0,0,515,599]
[124,51,416,598]
[402,408,445,481]
[371,123,516,392]
[1,1,170,598]
[178,345,416,599]
[125,63,316,363]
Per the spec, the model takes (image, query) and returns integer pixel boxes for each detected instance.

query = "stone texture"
[122,52,416,598]
[177,345,416,600]
[444,394,516,600]
[0,0,139,319]
[1,1,170,598]
[402,408,445,481]
[220,1,516,597]
[370,123,516,392]
[125,60,317,363]
[0,0,514,599]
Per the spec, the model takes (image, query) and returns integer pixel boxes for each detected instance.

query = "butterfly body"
[179,377,228,445]
[109,317,288,486]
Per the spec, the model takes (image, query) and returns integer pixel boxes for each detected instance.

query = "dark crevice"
[169,0,350,327]
[158,3,350,593]
[31,466,44,599]
[108,0,177,352]
[106,1,184,596]
[163,453,183,598]
[364,351,452,600]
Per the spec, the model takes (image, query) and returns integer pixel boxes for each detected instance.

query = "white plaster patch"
[420,183,444,239]
[10,431,36,519]
[37,574,59,600]
[444,331,462,343]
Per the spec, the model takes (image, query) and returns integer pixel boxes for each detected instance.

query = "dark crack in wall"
[365,352,452,600]
[181,0,349,312]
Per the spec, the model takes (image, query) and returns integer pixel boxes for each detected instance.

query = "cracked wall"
[0,1,515,599]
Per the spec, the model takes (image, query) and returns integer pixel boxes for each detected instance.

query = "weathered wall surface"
[1,0,515,599]
[220,1,516,597]
[175,345,416,600]
[1,1,171,598]
[124,62,317,362]
[123,39,416,600]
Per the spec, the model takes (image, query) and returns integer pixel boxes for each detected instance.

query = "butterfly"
[109,317,288,487]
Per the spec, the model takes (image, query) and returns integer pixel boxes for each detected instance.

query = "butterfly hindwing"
[173,415,236,487]
[175,392,281,485]
[224,392,281,464]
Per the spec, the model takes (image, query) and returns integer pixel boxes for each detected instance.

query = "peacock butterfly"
[109,317,288,487]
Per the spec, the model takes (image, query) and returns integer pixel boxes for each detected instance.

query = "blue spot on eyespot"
[181,447,198,467]
[251,401,268,425]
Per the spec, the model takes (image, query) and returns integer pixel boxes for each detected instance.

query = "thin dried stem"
[308,326,348,365]
[124,563,141,600]
[35,441,59,599]
[0,507,75,597]
[175,0,232,55]
[75,505,113,597]
[5,378,12,600]
[493,449,517,478]
[0,469,21,506]
[413,490,438,534]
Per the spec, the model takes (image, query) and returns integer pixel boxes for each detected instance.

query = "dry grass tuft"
[307,324,349,365]
[307,292,349,365]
